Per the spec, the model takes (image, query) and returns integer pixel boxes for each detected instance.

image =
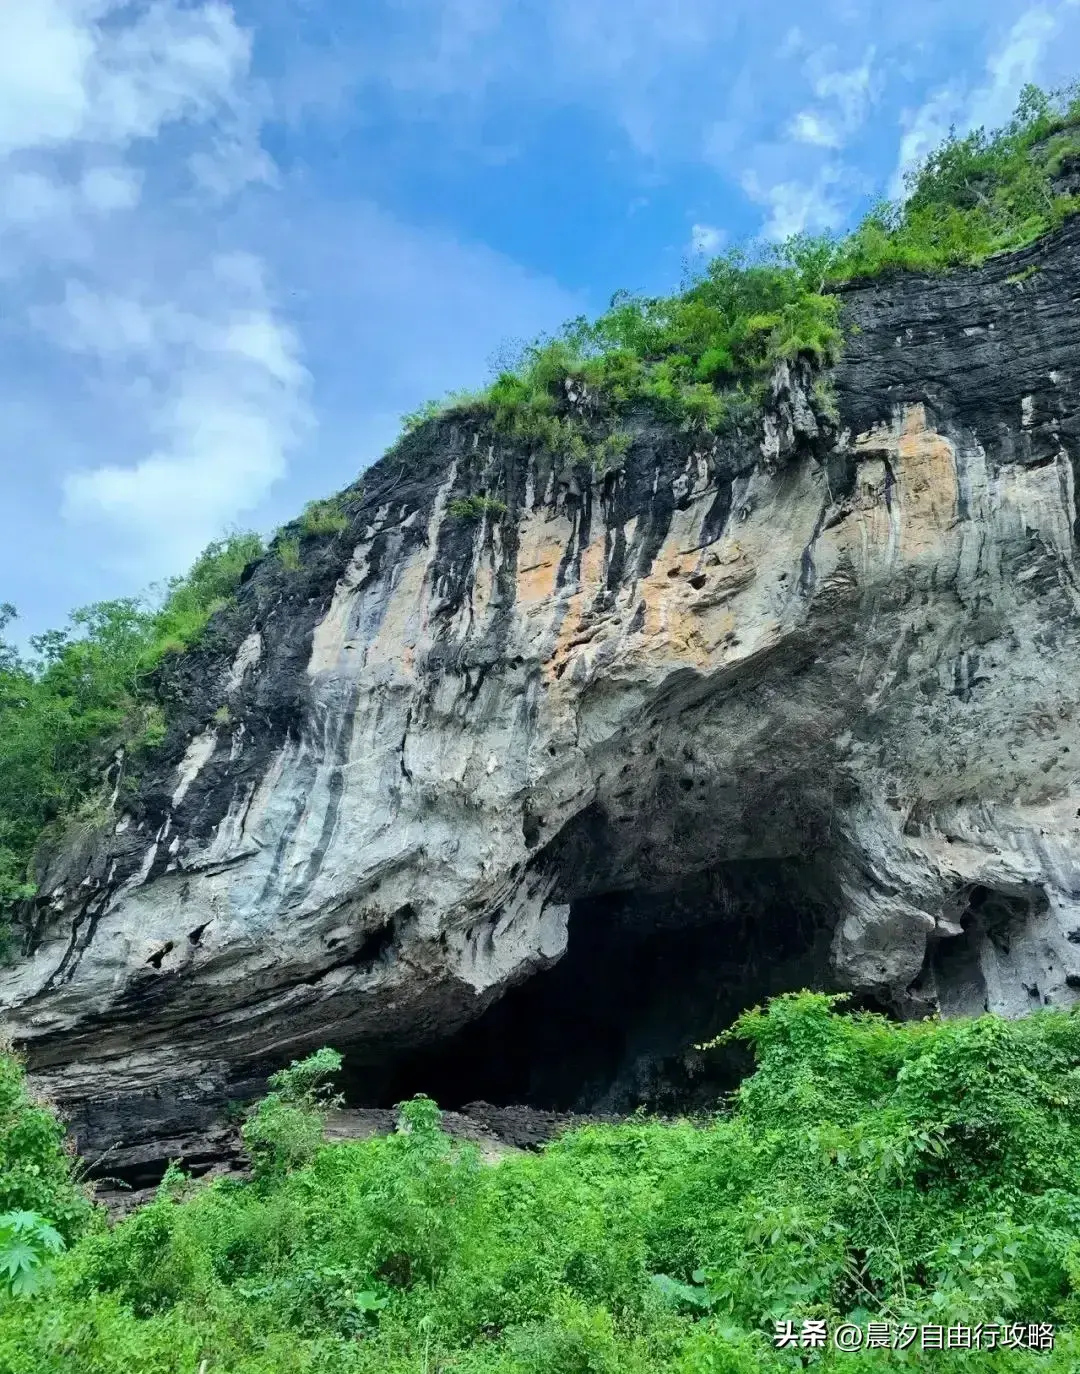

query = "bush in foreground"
[4,995,1080,1370]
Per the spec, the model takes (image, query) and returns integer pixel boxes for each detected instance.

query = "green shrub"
[405,81,1079,470]
[275,535,301,572]
[299,498,349,537]
[0,1211,66,1297]
[402,390,479,432]
[241,1048,344,1180]
[0,533,262,931]
[0,1050,94,1243]
[448,495,508,522]
[592,428,633,475]
[147,533,263,659]
[812,377,841,424]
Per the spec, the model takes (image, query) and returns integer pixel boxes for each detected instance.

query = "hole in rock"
[341,860,871,1118]
[333,906,416,979]
[913,884,1050,1017]
[146,941,174,970]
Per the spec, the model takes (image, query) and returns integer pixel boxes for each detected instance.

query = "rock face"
[4,220,1080,1170]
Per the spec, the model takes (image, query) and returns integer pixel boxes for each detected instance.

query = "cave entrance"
[342,858,850,1117]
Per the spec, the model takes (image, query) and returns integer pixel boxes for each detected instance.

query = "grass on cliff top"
[404,80,1080,453]
[6,993,1080,1371]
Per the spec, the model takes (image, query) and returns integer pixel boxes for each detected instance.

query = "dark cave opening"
[92,859,881,1198]
[342,859,861,1117]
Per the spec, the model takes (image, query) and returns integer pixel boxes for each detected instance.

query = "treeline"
[407,82,1080,453]
[0,533,262,952]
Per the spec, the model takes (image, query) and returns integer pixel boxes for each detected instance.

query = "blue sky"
[3,0,1080,638]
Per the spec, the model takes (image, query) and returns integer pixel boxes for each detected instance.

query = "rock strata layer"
[4,220,1080,1166]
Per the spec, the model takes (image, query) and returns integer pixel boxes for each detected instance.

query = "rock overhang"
[2,218,1080,1165]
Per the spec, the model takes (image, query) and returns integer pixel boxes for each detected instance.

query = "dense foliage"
[406,82,1080,461]
[3,995,1080,1370]
[0,1049,93,1240]
[0,533,263,952]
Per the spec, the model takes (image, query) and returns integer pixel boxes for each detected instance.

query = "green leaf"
[0,1239,39,1278]
[9,1264,52,1297]
[0,1210,42,1233]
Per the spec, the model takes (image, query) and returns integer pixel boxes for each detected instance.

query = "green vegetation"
[0,1049,94,1242]
[460,263,841,456]
[275,535,301,572]
[448,495,509,523]
[0,1211,67,1298]
[299,497,350,538]
[241,1048,344,1181]
[0,532,263,951]
[836,85,1080,278]
[7,995,1080,1369]
[402,392,476,434]
[416,82,1080,460]
[811,377,841,425]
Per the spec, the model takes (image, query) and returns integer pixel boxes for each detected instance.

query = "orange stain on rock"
[516,515,574,608]
[543,526,609,680]
[849,403,959,565]
[894,404,959,557]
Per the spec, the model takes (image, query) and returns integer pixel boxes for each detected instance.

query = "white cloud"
[0,170,72,226]
[742,166,846,240]
[809,50,876,130]
[967,4,1057,129]
[0,1,252,157]
[61,267,311,568]
[890,3,1063,199]
[80,164,143,212]
[0,163,140,236]
[0,1,307,577]
[786,48,876,154]
[189,124,277,198]
[38,281,163,357]
[789,110,842,148]
[716,44,878,239]
[690,222,726,255]
[0,0,96,156]
[93,1,253,143]
[890,87,959,199]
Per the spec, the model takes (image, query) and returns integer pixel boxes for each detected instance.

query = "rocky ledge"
[3,219,1080,1176]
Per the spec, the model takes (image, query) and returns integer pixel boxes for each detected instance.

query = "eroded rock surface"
[4,221,1080,1167]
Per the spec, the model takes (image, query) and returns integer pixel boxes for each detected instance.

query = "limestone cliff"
[3,220,1080,1171]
